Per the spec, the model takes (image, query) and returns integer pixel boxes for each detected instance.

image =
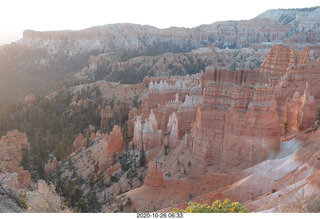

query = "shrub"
[283,122,288,138]
[279,193,320,213]
[172,199,248,213]
[299,124,304,132]
[139,145,146,167]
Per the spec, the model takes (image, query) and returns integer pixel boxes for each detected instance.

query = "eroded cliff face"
[189,68,280,169]
[283,83,315,132]
[43,44,320,213]
[131,45,319,171]
[0,130,31,189]
[259,45,320,129]
[119,45,320,213]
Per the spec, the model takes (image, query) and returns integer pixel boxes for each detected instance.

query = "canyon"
[117,44,320,212]
[1,6,320,213]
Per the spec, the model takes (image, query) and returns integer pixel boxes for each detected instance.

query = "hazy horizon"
[1,0,319,46]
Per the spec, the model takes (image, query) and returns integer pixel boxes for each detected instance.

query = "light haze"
[0,0,319,45]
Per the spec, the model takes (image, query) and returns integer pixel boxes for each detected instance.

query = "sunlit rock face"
[44,157,59,175]
[144,161,164,187]
[176,95,202,138]
[189,67,280,169]
[107,125,125,155]
[263,45,320,126]
[141,110,162,150]
[72,133,88,153]
[131,45,319,174]
[283,83,315,132]
[0,130,31,188]
[188,45,320,169]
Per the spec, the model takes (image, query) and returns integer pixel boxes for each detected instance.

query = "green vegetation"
[172,199,248,213]
[164,144,169,155]
[0,85,102,179]
[283,122,288,139]
[299,124,304,132]
[139,145,146,167]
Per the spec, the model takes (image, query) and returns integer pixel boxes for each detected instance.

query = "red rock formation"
[186,45,320,169]
[283,83,315,132]
[88,125,95,134]
[190,68,280,169]
[44,157,59,175]
[0,130,31,188]
[105,163,121,178]
[166,112,179,148]
[270,45,320,126]
[132,45,319,173]
[72,133,88,153]
[133,116,143,149]
[176,95,202,137]
[127,107,141,138]
[259,44,291,83]
[133,110,163,150]
[144,161,164,187]
[159,99,181,133]
[0,130,30,172]
[90,133,96,142]
[148,79,201,109]
[201,67,259,86]
[68,98,90,111]
[142,111,162,150]
[107,125,125,155]
[148,80,177,108]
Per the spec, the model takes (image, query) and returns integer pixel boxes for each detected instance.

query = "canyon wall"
[260,45,320,128]
[189,68,280,169]
[131,45,319,172]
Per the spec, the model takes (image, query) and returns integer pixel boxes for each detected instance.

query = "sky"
[0,0,319,45]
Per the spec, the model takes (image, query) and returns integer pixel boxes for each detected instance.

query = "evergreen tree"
[139,145,146,167]
[317,108,320,121]
[86,192,101,212]
[283,122,288,139]
[21,151,31,171]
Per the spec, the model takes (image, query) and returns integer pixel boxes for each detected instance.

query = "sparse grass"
[279,190,320,213]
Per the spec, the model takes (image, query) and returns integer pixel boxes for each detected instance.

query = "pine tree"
[139,145,146,167]
[283,122,288,139]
